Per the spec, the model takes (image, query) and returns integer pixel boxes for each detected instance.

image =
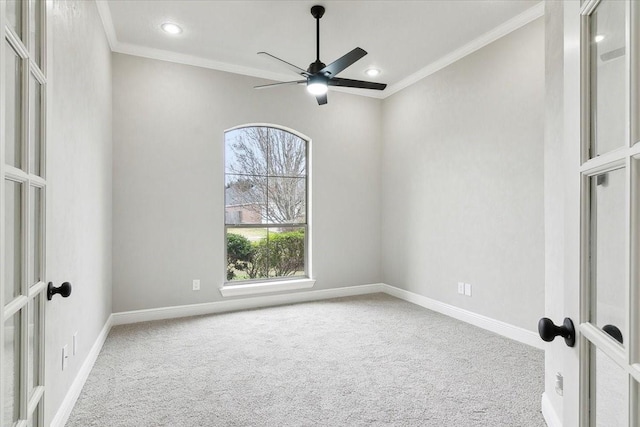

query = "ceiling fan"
[255,5,387,105]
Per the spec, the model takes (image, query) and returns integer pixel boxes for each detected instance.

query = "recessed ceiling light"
[594,34,605,43]
[161,22,182,35]
[365,68,381,77]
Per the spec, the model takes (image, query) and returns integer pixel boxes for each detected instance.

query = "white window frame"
[220,124,314,297]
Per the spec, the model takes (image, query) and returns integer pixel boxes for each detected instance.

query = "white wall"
[112,54,382,312]
[380,18,545,331]
[45,0,112,423]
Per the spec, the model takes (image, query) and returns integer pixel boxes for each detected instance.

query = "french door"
[1,0,47,426]
[568,0,640,425]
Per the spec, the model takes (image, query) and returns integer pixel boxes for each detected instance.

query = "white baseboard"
[381,284,543,349]
[112,283,385,325]
[541,392,562,427]
[50,314,113,427]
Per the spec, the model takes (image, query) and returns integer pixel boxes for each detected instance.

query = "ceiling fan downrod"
[311,5,325,63]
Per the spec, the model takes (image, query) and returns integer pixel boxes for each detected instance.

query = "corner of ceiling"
[382,1,545,98]
[95,0,118,50]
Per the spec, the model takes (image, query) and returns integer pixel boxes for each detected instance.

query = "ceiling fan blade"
[258,52,310,77]
[316,93,328,105]
[320,47,367,77]
[328,77,387,91]
[254,80,306,90]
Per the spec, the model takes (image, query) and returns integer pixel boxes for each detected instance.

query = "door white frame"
[562,0,640,425]
[1,0,48,425]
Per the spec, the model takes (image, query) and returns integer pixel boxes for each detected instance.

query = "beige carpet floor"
[66,293,545,426]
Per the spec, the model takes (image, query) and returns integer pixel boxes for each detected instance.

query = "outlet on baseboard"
[192,279,201,291]
[457,282,465,294]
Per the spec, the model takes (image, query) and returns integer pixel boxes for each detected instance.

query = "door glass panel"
[590,0,627,157]
[591,168,626,346]
[27,296,40,396]
[5,42,23,169]
[3,311,21,426]
[592,346,628,426]
[6,0,22,37]
[30,187,42,285]
[29,75,42,176]
[5,180,23,304]
[29,0,42,67]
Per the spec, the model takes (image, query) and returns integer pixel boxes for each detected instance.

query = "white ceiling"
[97,0,542,98]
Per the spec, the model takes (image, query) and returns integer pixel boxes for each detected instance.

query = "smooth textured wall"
[381,18,545,331]
[46,0,112,423]
[112,54,382,312]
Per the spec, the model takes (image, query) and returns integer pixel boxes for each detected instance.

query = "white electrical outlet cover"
[73,332,78,355]
[464,283,472,296]
[457,282,465,294]
[62,345,68,370]
[193,279,201,291]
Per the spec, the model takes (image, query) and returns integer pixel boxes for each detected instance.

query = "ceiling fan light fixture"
[161,22,182,35]
[307,75,328,95]
[307,82,328,95]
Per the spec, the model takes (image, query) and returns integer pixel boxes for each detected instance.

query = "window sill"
[219,278,316,297]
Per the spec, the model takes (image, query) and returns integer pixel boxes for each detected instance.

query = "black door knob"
[538,317,575,347]
[47,281,72,300]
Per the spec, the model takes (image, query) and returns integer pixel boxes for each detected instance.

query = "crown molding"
[95,1,117,50]
[383,1,544,97]
[94,0,543,101]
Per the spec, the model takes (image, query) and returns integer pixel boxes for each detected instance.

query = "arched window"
[224,125,309,283]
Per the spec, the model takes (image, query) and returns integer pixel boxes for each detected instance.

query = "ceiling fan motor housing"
[308,60,327,74]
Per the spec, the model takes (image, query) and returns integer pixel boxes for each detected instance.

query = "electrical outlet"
[73,332,78,356]
[62,345,68,371]
[464,283,472,296]
[457,282,465,294]
[192,279,200,291]
[555,372,563,396]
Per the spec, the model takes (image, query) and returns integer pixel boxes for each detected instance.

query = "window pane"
[267,227,305,278]
[225,127,268,175]
[225,174,266,225]
[591,168,626,346]
[5,41,23,169]
[267,177,306,224]
[590,0,627,157]
[267,128,306,177]
[5,180,23,304]
[29,75,42,176]
[6,0,22,37]
[226,228,268,281]
[29,187,42,285]
[29,0,42,66]
[3,311,21,426]
[592,346,628,426]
